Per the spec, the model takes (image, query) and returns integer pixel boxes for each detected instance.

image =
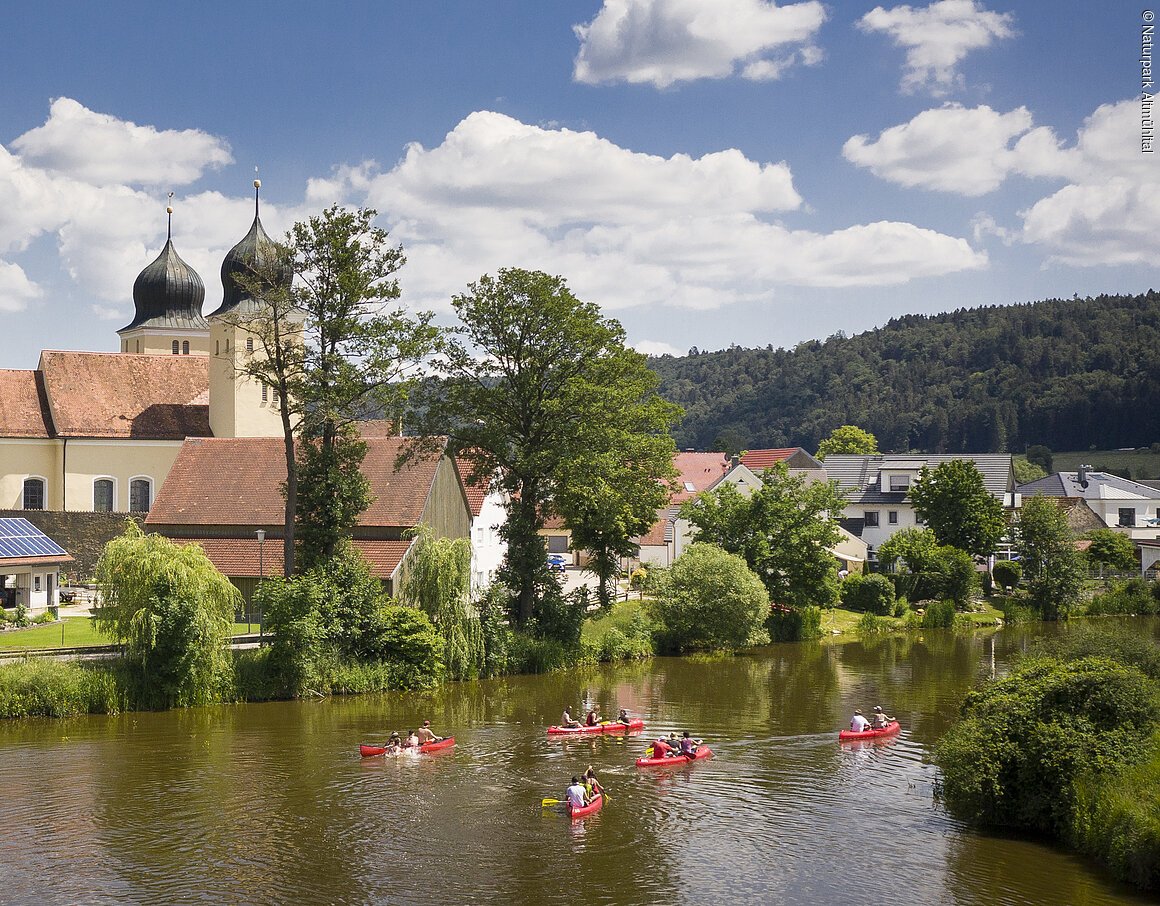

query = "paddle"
[542,797,562,807]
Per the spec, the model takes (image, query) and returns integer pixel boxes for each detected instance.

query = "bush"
[1073,738,1160,891]
[767,605,822,642]
[477,584,513,678]
[936,656,1158,838]
[937,546,979,608]
[0,659,122,718]
[507,632,573,674]
[32,610,56,625]
[992,560,1021,591]
[582,604,655,662]
[921,599,956,629]
[13,605,30,628]
[856,611,889,635]
[1086,578,1160,616]
[650,544,770,652]
[840,573,896,615]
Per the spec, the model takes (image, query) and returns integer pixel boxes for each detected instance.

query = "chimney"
[730,454,739,468]
[1078,464,1090,488]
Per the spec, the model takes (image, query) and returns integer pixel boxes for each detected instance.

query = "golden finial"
[166,192,174,240]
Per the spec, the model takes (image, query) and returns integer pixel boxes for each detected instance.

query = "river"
[0,622,1156,905]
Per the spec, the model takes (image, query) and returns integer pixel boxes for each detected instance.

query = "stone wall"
[0,510,145,582]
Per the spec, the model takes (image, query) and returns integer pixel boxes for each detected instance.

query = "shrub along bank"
[935,625,1160,892]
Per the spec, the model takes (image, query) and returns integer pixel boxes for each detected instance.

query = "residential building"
[1018,466,1160,541]
[825,453,1017,561]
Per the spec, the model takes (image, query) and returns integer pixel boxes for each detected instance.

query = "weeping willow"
[402,526,483,680]
[95,521,240,707]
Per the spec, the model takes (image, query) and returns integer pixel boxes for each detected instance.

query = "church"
[0,186,473,595]
[0,185,285,518]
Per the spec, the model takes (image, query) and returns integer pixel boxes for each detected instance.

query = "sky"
[0,1,1155,369]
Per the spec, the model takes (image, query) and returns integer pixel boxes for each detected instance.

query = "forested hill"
[650,291,1160,455]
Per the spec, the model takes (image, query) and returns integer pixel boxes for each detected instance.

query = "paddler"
[565,776,589,809]
[850,709,871,733]
[615,708,632,725]
[585,704,601,727]
[584,766,603,799]
[678,730,700,758]
[561,707,582,729]
[870,706,894,729]
[416,720,442,744]
[651,734,675,758]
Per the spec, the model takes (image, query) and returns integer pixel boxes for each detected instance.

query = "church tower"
[208,180,293,438]
[117,199,210,356]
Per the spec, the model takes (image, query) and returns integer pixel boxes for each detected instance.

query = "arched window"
[22,478,45,510]
[130,478,152,513]
[93,479,114,513]
[172,340,179,355]
[182,341,190,355]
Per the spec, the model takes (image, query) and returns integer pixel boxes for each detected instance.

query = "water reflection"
[0,620,1156,904]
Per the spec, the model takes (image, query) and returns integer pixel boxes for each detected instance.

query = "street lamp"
[256,529,266,644]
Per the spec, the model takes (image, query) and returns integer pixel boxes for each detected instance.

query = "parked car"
[548,554,567,573]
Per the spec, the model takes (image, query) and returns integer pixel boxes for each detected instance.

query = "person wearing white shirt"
[850,709,871,733]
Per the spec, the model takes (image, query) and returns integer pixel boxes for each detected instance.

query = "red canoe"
[547,719,645,736]
[568,793,604,819]
[635,745,713,767]
[838,721,900,742]
[359,737,456,757]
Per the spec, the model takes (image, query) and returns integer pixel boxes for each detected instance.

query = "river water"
[0,623,1156,905]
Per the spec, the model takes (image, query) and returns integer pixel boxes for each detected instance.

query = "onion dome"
[210,179,292,318]
[118,237,208,334]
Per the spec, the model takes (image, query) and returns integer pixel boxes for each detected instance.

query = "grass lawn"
[0,618,261,650]
[581,599,647,647]
[819,600,1005,636]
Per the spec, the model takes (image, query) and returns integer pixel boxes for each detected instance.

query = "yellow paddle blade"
[541,798,561,807]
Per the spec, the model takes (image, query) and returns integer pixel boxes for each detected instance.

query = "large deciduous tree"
[1083,528,1137,574]
[816,425,879,460]
[1017,494,1085,620]
[232,205,439,573]
[683,463,845,609]
[412,268,680,630]
[910,460,1007,558]
[95,522,240,708]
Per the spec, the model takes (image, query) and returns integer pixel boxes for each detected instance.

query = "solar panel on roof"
[0,518,68,560]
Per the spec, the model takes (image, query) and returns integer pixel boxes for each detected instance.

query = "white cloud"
[858,0,1015,95]
[634,340,683,357]
[574,0,826,88]
[843,104,1071,195]
[845,98,1160,266]
[11,97,232,187]
[0,261,42,312]
[0,102,987,332]
[352,112,985,312]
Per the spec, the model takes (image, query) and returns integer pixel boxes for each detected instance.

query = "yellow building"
[0,195,289,516]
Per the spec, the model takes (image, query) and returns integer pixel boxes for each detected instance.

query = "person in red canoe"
[405,729,421,748]
[566,776,589,809]
[584,766,603,799]
[870,706,894,729]
[416,720,443,744]
[585,705,601,727]
[615,708,632,725]
[651,735,675,758]
[678,730,701,758]
[561,707,582,729]
[850,709,871,733]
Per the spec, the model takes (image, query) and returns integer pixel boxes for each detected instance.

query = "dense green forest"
[651,291,1160,455]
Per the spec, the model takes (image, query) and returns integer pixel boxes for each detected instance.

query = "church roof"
[0,370,53,437]
[119,238,208,333]
[37,351,210,439]
[210,212,292,318]
[147,435,447,528]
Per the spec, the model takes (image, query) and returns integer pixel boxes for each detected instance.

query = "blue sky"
[0,1,1155,369]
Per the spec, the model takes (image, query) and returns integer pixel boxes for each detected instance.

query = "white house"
[825,453,1017,561]
[0,517,74,613]
[1019,467,1160,542]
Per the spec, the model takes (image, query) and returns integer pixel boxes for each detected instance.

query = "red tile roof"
[0,370,52,437]
[740,448,800,470]
[671,452,730,504]
[452,451,491,517]
[0,554,74,568]
[636,518,670,547]
[38,351,210,439]
[146,436,445,528]
[171,537,412,579]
